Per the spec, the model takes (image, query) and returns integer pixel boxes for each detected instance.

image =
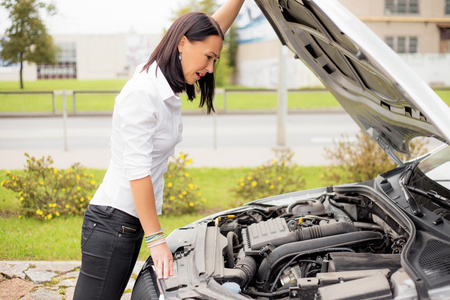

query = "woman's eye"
[206,55,212,60]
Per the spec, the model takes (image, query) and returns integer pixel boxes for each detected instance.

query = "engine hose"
[256,231,384,287]
[226,231,239,268]
[223,256,257,288]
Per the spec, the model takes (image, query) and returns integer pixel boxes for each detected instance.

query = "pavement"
[0,260,144,300]
[0,110,355,170]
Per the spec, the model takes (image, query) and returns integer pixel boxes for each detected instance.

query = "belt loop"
[105,206,114,217]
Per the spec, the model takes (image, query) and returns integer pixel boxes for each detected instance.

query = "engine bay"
[203,191,411,299]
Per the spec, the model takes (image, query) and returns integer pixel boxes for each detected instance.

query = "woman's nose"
[206,60,214,73]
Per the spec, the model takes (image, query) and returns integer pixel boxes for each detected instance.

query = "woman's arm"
[130,176,173,280]
[212,0,245,34]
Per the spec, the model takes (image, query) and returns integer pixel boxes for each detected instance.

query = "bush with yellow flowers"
[235,150,305,204]
[163,153,205,215]
[1,153,98,220]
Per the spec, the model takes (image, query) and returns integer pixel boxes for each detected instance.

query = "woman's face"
[178,35,223,85]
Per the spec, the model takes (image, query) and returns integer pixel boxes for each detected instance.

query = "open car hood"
[255,0,450,164]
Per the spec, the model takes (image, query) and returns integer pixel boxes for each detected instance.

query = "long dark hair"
[142,12,224,114]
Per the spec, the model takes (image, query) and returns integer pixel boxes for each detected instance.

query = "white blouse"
[90,62,183,217]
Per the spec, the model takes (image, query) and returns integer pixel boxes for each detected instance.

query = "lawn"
[0,165,329,261]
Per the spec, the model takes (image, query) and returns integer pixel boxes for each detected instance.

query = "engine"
[209,191,410,299]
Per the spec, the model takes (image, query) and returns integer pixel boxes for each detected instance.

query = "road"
[0,112,360,169]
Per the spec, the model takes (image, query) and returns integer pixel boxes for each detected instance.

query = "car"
[131,0,450,299]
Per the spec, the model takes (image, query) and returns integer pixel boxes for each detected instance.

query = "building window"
[385,0,419,14]
[385,36,418,53]
[446,0,450,15]
[37,42,77,79]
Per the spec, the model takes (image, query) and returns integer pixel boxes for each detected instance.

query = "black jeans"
[74,204,144,300]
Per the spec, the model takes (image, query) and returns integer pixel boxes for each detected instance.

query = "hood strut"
[367,127,404,166]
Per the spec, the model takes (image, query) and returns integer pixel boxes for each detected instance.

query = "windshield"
[418,145,450,190]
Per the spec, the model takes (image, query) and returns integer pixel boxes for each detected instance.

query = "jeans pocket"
[119,223,139,236]
[80,218,97,248]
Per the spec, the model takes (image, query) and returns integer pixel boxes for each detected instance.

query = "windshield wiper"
[406,186,450,211]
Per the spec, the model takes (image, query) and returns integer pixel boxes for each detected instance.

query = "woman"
[73,1,245,299]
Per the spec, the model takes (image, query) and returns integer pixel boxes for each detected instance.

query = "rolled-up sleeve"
[116,87,160,181]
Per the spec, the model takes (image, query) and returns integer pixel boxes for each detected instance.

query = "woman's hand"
[149,242,174,280]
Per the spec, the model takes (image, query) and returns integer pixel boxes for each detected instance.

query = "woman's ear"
[178,36,188,54]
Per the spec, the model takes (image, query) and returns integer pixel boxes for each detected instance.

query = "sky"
[0,0,184,35]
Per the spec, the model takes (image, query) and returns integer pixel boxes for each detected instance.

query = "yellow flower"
[23,183,26,186]
[65,204,70,208]
[270,185,274,189]
[56,212,60,217]
[178,194,183,199]
[0,180,4,186]
[182,191,187,195]
[188,184,194,190]
[169,196,175,200]
[36,209,43,215]
[247,176,252,180]
[87,196,92,200]
[80,197,85,202]
[188,158,193,164]
[77,186,81,190]
[197,192,202,197]
[179,153,185,160]
[39,181,44,185]
[240,182,245,186]
[251,181,257,187]
[18,215,22,219]
[6,170,11,174]
[189,202,194,207]
[54,168,58,174]
[62,188,66,192]
[19,197,24,201]
[90,180,96,185]
[265,180,269,184]
[90,173,94,178]
[47,214,53,220]
[167,182,173,188]
[278,177,282,181]
[184,172,190,177]
[272,160,277,164]
[76,174,81,180]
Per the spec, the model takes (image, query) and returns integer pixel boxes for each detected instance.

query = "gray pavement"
[0,110,360,170]
[0,260,144,299]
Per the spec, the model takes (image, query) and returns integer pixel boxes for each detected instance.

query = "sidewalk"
[0,260,144,300]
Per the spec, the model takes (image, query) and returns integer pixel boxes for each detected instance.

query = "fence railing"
[0,88,330,115]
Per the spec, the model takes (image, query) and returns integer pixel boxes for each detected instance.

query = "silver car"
[132,0,450,299]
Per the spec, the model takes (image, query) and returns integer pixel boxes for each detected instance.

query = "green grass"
[0,165,329,261]
[1,79,449,113]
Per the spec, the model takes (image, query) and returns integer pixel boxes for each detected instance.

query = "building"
[234,0,450,88]
[0,33,161,82]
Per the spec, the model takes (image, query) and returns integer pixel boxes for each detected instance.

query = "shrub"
[163,153,205,215]
[234,149,305,204]
[1,153,98,220]
[323,131,429,184]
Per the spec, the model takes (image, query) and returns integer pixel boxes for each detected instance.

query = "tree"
[0,0,58,89]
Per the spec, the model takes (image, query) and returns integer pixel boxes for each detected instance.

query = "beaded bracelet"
[147,238,166,249]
